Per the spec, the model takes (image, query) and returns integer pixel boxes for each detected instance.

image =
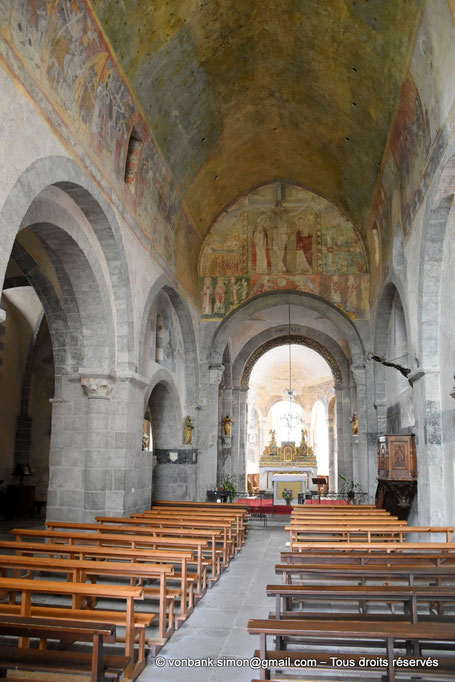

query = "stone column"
[46,371,150,522]
[352,366,369,493]
[195,363,224,500]
[328,403,335,490]
[409,368,446,525]
[230,387,247,492]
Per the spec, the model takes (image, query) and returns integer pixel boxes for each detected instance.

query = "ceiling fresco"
[91,0,422,239]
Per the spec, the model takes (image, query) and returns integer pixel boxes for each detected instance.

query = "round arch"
[139,275,199,407]
[0,155,135,372]
[208,290,365,369]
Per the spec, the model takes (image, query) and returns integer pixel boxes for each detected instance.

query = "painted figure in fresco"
[222,414,233,436]
[253,216,269,274]
[295,215,313,273]
[229,276,240,306]
[271,213,290,273]
[202,277,213,315]
[184,416,194,444]
[213,277,226,314]
[237,278,249,302]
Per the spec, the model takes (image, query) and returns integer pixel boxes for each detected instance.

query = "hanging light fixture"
[280,304,303,440]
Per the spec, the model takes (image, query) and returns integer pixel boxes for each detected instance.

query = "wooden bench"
[44,520,226,578]
[94,516,236,560]
[283,540,455,553]
[247,618,455,681]
[267,583,455,624]
[275,562,455,586]
[0,577,150,680]
[11,528,210,590]
[0,539,202,609]
[287,525,455,546]
[138,510,245,550]
[0,614,128,682]
[281,550,455,566]
[0,553,174,646]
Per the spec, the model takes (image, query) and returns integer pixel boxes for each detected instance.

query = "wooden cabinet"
[377,434,416,480]
[376,434,417,520]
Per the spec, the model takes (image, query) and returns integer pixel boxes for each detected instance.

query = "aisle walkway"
[139,522,287,682]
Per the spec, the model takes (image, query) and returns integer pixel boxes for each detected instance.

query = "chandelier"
[280,305,303,439]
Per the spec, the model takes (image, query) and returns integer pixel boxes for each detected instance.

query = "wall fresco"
[199,183,369,319]
[0,0,199,282]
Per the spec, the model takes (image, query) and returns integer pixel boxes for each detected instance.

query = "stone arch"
[373,279,412,435]
[239,334,343,390]
[209,290,365,369]
[146,375,183,450]
[0,156,135,372]
[139,275,199,406]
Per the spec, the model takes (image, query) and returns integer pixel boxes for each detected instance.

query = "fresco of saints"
[213,277,226,314]
[295,215,313,273]
[271,213,290,273]
[229,276,239,306]
[202,277,213,315]
[252,216,269,274]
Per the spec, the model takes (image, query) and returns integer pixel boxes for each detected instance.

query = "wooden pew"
[0,553,174,646]
[44,520,226,578]
[281,550,455,566]
[0,614,128,682]
[139,509,245,550]
[267,583,455,624]
[286,525,455,546]
[275,562,455,586]
[0,538,199,620]
[247,618,455,681]
[95,516,237,559]
[0,577,149,680]
[280,540,455,554]
[11,528,210,589]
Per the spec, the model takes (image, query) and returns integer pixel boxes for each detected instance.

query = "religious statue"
[269,429,277,445]
[141,433,150,451]
[350,412,359,435]
[184,415,194,444]
[300,428,309,446]
[222,414,232,436]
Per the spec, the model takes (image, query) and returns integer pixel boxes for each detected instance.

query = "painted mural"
[199,184,369,319]
[0,0,199,282]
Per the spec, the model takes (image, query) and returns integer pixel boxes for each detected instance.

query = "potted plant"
[217,474,237,503]
[282,487,294,506]
[338,474,363,503]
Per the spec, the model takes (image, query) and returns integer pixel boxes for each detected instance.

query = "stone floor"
[138,519,288,682]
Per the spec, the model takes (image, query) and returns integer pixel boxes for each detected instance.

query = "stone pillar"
[337,384,353,482]
[328,405,335,490]
[351,366,368,493]
[409,368,446,524]
[46,371,150,522]
[230,387,247,492]
[196,363,224,500]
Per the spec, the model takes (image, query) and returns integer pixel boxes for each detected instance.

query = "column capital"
[79,372,115,400]
[209,364,225,386]
[0,307,6,323]
[351,366,366,387]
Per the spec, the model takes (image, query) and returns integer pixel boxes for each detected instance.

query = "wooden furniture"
[376,434,417,519]
[0,577,149,680]
[0,615,128,682]
[248,618,455,681]
[267,583,455,624]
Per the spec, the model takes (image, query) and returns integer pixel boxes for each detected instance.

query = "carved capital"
[209,364,224,386]
[351,366,366,387]
[80,374,114,399]
[0,308,6,324]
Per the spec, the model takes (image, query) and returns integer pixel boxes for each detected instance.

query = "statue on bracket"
[350,412,359,435]
[222,414,233,436]
[184,415,194,445]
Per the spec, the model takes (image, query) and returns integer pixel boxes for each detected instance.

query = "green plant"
[217,474,237,501]
[338,474,363,500]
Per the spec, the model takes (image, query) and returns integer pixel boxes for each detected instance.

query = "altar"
[272,473,307,505]
[259,429,318,496]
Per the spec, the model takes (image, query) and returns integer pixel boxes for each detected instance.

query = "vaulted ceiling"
[92,0,422,238]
